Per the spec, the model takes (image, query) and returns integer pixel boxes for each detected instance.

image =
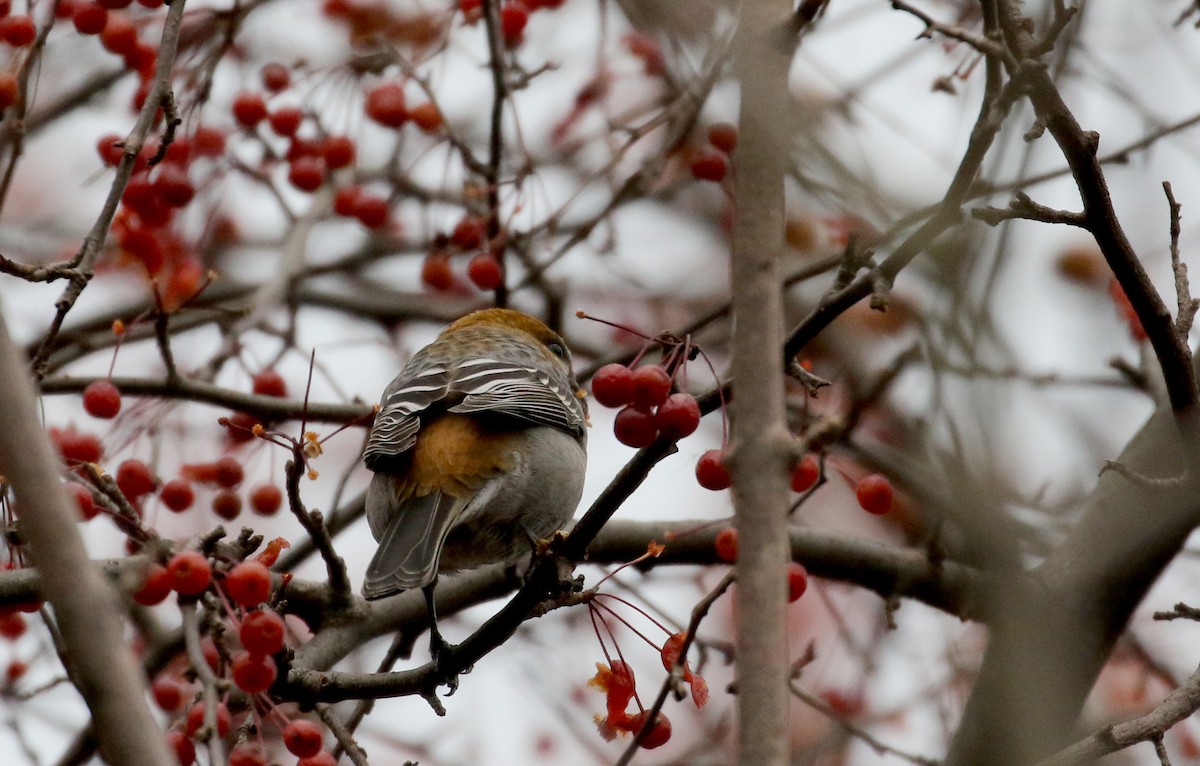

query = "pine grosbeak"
[362,309,588,604]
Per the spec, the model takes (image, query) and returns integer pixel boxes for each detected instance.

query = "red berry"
[225,561,271,607]
[333,184,361,216]
[0,613,25,639]
[695,449,731,490]
[408,102,443,133]
[500,1,529,45]
[67,482,98,520]
[631,710,671,749]
[690,148,728,182]
[151,673,186,712]
[240,609,285,655]
[791,454,820,493]
[212,490,242,521]
[232,91,268,128]
[613,405,658,448]
[133,563,172,605]
[0,73,16,111]
[269,105,303,136]
[83,379,123,419]
[321,135,356,169]
[591,364,634,408]
[655,393,700,440]
[261,62,290,92]
[298,753,337,766]
[856,474,893,515]
[167,550,211,596]
[232,650,277,693]
[100,13,137,56]
[159,479,195,512]
[283,719,325,758]
[215,456,244,488]
[787,561,808,602]
[73,4,107,35]
[714,527,737,562]
[155,164,194,207]
[192,125,226,157]
[252,369,287,397]
[451,215,484,249]
[223,411,259,443]
[467,252,503,290]
[288,156,326,192]
[353,193,389,229]
[365,81,407,127]
[96,133,123,167]
[5,660,26,683]
[166,730,195,766]
[185,701,230,738]
[707,122,737,153]
[0,15,35,47]
[629,365,672,409]
[116,459,155,499]
[53,428,104,464]
[421,253,454,291]
[250,484,283,516]
[229,745,268,766]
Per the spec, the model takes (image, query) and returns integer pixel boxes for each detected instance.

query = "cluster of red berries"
[0,561,40,688]
[713,528,809,601]
[591,363,701,448]
[458,0,565,46]
[419,213,505,293]
[689,122,738,183]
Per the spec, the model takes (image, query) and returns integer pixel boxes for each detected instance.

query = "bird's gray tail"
[362,475,462,600]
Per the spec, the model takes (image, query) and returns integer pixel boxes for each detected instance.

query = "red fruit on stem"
[467,252,503,290]
[54,428,104,464]
[116,459,155,499]
[229,745,269,766]
[252,369,287,398]
[353,193,389,229]
[223,411,259,443]
[298,753,337,766]
[73,4,107,35]
[0,613,25,639]
[690,148,728,182]
[695,449,731,490]
[96,133,123,166]
[288,156,326,192]
[365,81,407,127]
[591,364,634,408]
[855,474,893,515]
[261,62,290,92]
[631,710,671,749]
[333,185,361,216]
[215,456,244,488]
[321,135,356,169]
[451,216,484,249]
[791,453,819,493]
[165,730,195,766]
[67,482,98,520]
[0,15,36,47]
[151,674,186,711]
[283,719,325,758]
[100,13,137,56]
[212,490,242,521]
[232,91,268,128]
[421,253,454,291]
[240,609,286,655]
[613,405,658,448]
[185,701,230,738]
[192,125,226,157]
[500,1,529,45]
[167,550,211,595]
[714,527,738,562]
[269,106,303,136]
[225,561,271,607]
[654,393,700,440]
[231,650,277,693]
[707,122,738,153]
[0,73,16,111]
[159,479,195,512]
[787,561,808,602]
[408,102,444,133]
[155,164,195,207]
[250,484,283,516]
[629,365,672,409]
[82,379,122,418]
[133,563,172,605]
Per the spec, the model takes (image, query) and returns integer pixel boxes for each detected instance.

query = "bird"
[361,308,588,654]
